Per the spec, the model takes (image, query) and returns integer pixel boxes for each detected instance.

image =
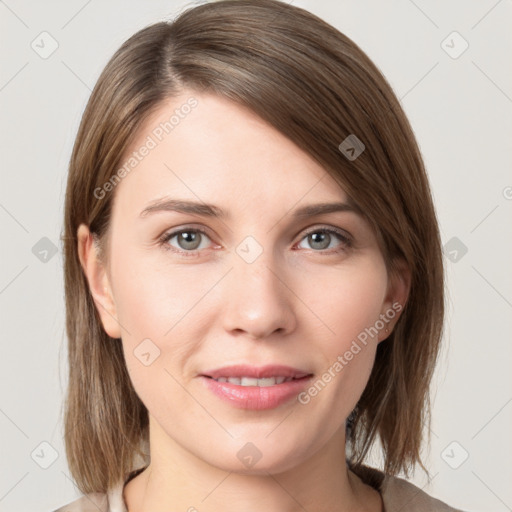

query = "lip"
[200,364,311,380]
[199,365,313,410]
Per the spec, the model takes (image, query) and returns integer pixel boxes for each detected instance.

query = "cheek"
[294,258,388,406]
[297,256,388,346]
[109,249,226,397]
[110,247,223,341]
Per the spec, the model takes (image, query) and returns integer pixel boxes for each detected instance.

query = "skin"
[78,91,409,512]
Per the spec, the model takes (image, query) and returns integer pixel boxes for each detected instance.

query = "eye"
[159,228,213,253]
[158,225,352,256]
[296,227,351,252]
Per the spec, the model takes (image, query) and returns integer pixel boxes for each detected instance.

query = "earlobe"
[77,224,122,339]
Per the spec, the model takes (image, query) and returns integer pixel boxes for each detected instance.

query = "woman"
[55,1,465,510]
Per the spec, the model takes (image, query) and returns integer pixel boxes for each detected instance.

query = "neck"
[123,417,382,512]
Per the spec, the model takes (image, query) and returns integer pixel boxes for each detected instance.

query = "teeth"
[215,376,294,386]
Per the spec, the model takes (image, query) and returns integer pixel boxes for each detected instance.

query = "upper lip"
[200,364,312,380]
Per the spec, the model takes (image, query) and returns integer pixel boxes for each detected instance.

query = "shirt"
[52,464,466,512]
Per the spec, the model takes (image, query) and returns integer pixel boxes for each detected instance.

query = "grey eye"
[166,230,211,251]
[298,229,346,251]
[307,232,331,250]
[177,231,202,250]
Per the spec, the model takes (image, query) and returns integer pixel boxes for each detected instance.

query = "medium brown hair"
[61,0,444,494]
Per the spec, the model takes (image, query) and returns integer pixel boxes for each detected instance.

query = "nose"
[221,249,297,340]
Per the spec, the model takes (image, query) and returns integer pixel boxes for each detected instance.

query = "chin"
[202,442,309,476]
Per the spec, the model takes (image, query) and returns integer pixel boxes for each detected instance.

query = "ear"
[378,258,411,342]
[77,224,122,339]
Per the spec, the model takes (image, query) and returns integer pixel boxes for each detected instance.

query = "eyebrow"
[139,198,358,219]
[139,198,226,218]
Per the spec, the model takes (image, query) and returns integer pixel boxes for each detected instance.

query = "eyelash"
[158,225,352,257]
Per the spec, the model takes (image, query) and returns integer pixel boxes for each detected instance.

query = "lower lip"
[200,376,312,410]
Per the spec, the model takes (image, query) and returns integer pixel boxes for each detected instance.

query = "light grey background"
[1,1,511,511]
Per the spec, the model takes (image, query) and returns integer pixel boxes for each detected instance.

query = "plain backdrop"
[1,1,511,511]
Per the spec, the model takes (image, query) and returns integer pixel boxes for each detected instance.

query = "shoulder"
[52,492,109,512]
[51,481,125,512]
[349,463,467,512]
[380,473,466,511]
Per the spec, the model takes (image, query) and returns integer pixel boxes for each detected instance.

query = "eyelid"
[160,224,214,239]
[298,224,352,244]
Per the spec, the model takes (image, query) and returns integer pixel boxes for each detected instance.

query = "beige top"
[53,464,466,512]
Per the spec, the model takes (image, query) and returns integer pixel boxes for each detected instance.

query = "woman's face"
[80,91,407,474]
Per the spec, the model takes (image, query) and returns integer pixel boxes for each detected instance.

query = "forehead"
[110,91,349,221]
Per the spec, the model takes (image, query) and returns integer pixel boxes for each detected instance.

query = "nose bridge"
[221,235,296,339]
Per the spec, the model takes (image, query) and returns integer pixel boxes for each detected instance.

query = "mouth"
[203,375,309,386]
[198,364,313,409]
[200,364,312,383]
